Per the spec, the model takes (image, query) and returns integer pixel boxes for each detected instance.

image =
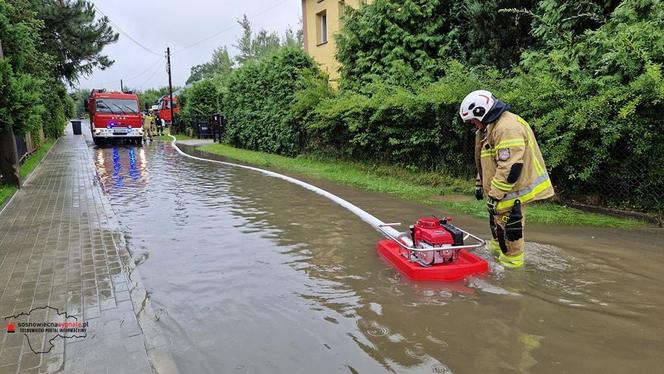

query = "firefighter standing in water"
[459,90,554,268]
[142,111,156,142]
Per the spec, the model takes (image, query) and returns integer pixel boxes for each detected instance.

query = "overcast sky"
[78,0,301,91]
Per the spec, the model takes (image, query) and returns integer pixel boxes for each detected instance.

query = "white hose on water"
[165,137,516,294]
[168,136,403,240]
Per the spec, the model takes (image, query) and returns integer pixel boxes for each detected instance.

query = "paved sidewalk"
[0,128,158,373]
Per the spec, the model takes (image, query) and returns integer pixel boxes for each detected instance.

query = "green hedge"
[306,62,485,176]
[179,80,218,123]
[221,47,323,156]
[305,60,664,212]
[180,0,664,213]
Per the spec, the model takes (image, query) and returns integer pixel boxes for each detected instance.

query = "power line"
[85,56,163,88]
[127,57,164,81]
[172,0,290,54]
[93,4,162,56]
[136,60,166,88]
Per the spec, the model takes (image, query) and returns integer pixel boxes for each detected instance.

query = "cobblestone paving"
[0,130,153,373]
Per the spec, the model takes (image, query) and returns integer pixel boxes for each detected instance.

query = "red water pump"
[410,217,464,265]
[376,215,488,281]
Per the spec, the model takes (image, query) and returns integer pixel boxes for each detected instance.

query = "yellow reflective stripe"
[515,116,544,175]
[495,138,526,150]
[497,176,553,211]
[491,179,514,191]
[481,149,495,158]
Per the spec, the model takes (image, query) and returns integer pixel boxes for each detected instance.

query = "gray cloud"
[79,0,301,91]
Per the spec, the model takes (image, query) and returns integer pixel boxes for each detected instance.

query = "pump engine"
[408,217,465,266]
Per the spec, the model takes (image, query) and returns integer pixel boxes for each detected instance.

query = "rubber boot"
[489,239,502,257]
[498,251,524,268]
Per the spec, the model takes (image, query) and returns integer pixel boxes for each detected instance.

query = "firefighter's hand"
[475,185,483,200]
[486,196,499,216]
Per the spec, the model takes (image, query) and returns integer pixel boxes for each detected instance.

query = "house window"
[316,10,327,45]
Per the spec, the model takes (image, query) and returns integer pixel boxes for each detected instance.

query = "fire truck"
[87,89,143,145]
[156,95,179,125]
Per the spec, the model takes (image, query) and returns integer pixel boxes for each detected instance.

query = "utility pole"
[0,39,21,188]
[120,79,124,92]
[166,47,175,134]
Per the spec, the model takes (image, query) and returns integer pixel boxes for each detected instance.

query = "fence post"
[219,115,226,143]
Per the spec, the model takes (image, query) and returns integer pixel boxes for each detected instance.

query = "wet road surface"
[91,140,664,373]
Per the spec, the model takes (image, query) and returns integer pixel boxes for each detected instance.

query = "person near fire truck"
[142,111,156,142]
[459,90,554,268]
[155,114,164,136]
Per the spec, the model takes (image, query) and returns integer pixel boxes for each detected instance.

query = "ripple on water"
[358,319,391,337]
[403,343,428,360]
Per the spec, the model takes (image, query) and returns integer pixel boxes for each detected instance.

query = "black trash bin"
[71,120,82,135]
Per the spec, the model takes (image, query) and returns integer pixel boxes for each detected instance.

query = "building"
[301,0,370,84]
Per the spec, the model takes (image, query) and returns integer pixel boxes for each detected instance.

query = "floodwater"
[91,140,664,373]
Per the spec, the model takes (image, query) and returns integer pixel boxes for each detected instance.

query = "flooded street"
[92,141,664,373]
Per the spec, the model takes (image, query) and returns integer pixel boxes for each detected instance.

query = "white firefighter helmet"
[459,90,495,123]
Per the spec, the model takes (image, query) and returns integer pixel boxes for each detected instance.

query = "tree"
[223,47,321,156]
[459,0,537,69]
[282,25,304,48]
[233,15,281,65]
[186,63,212,85]
[336,0,464,90]
[186,46,234,84]
[0,0,45,186]
[137,87,170,110]
[0,0,45,136]
[70,88,90,117]
[179,80,218,123]
[32,0,118,84]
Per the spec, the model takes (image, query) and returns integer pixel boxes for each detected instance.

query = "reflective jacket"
[475,111,554,212]
[145,115,158,130]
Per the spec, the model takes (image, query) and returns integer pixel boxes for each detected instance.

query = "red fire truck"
[87,89,143,145]
[156,95,179,125]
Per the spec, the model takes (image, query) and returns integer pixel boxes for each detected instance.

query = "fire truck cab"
[88,89,143,145]
[157,95,179,125]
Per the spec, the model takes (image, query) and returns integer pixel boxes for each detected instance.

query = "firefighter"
[142,111,156,142]
[155,114,163,136]
[459,90,554,268]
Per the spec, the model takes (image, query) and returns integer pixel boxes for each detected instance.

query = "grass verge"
[159,134,193,141]
[0,138,56,207]
[19,138,56,178]
[197,143,647,228]
[0,184,16,207]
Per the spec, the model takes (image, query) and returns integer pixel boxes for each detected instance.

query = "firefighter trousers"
[490,205,526,257]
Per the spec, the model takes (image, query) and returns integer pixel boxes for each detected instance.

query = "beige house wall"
[301,0,370,84]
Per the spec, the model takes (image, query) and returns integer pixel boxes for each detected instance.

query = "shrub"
[222,46,323,156]
[307,61,497,176]
[179,80,219,124]
[41,79,67,138]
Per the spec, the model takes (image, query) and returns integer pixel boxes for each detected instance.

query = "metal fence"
[460,140,663,223]
[175,114,226,142]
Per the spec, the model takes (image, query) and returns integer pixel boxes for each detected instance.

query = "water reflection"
[93,143,664,373]
[95,145,148,193]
